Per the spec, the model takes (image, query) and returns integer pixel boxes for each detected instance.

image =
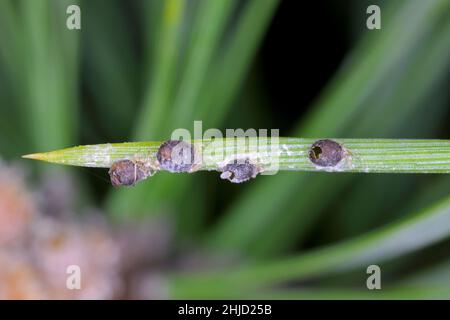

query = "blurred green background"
[0,0,450,299]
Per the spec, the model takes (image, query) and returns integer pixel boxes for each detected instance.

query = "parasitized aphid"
[220,159,260,183]
[156,140,196,173]
[109,159,154,187]
[308,139,346,167]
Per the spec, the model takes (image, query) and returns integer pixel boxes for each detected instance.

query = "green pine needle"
[22,138,450,174]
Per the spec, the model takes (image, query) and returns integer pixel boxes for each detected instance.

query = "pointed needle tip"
[22,153,44,160]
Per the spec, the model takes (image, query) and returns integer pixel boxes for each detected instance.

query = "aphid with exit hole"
[220,159,260,183]
[308,139,346,167]
[156,140,197,173]
[109,159,154,187]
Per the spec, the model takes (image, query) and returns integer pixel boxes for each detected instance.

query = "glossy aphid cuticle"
[109,159,153,187]
[156,140,196,173]
[308,139,346,167]
[220,159,260,183]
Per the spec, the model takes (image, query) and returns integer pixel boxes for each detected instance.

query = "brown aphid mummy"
[156,140,197,173]
[109,159,154,187]
[220,159,260,184]
[308,139,346,167]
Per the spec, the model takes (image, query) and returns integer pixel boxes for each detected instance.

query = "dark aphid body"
[156,140,195,173]
[220,159,259,183]
[109,159,151,187]
[308,139,345,167]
